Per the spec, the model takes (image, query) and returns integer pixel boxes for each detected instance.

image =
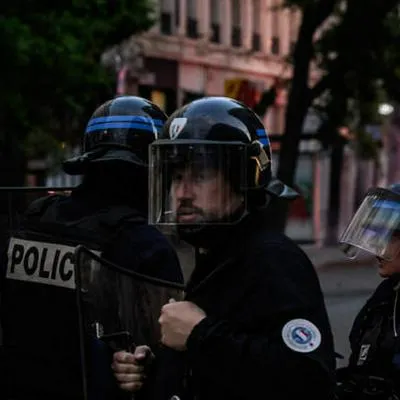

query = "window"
[231,0,241,47]
[210,0,220,43]
[271,36,280,55]
[175,0,180,27]
[252,34,261,52]
[160,0,175,35]
[186,0,198,38]
[252,0,261,51]
[271,0,280,54]
[187,0,196,18]
[231,0,240,26]
[288,9,298,55]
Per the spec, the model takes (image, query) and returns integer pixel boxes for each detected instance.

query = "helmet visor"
[149,140,247,225]
[339,188,400,261]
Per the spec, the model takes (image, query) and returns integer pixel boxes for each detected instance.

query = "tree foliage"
[264,0,400,231]
[0,0,155,183]
[314,2,400,138]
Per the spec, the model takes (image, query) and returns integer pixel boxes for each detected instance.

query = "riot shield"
[74,245,185,400]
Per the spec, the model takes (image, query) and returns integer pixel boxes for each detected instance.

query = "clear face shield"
[149,140,248,226]
[339,188,400,261]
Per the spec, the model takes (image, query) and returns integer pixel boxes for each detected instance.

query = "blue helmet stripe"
[85,122,159,134]
[256,129,270,146]
[87,116,164,127]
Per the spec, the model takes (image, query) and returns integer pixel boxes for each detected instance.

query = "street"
[319,261,381,368]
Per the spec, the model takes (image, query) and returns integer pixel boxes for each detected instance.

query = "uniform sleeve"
[185,245,336,399]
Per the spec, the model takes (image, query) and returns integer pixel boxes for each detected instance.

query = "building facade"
[119,0,302,134]
[102,0,329,244]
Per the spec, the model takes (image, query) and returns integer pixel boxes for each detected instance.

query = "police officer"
[0,96,184,400]
[337,183,400,399]
[112,97,337,400]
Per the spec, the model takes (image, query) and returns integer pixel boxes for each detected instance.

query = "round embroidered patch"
[281,319,321,353]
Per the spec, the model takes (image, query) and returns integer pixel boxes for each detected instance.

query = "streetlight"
[378,103,394,116]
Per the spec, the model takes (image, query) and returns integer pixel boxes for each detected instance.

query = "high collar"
[184,209,270,294]
[180,208,269,255]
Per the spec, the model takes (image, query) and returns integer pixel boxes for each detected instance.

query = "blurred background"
[2,0,400,245]
[1,0,400,365]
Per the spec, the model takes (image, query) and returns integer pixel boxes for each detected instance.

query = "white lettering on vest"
[7,237,85,290]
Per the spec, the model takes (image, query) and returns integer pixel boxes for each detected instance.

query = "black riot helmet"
[148,96,298,227]
[63,96,167,175]
[340,183,400,261]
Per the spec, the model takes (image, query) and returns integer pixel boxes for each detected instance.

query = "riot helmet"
[148,96,297,227]
[63,96,167,175]
[339,183,400,261]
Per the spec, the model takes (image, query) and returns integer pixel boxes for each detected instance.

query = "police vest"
[1,194,145,399]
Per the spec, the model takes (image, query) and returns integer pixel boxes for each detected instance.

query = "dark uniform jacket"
[141,210,336,400]
[0,186,183,400]
[337,277,400,399]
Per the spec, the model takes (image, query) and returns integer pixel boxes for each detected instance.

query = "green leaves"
[307,0,400,155]
[0,0,155,156]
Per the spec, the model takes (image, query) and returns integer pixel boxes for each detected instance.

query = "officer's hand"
[112,345,154,392]
[159,299,206,351]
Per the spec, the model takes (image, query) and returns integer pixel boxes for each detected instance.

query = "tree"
[0,0,155,186]
[313,4,400,243]
[265,0,400,232]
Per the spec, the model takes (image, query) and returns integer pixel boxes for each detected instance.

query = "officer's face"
[171,167,243,224]
[376,235,400,278]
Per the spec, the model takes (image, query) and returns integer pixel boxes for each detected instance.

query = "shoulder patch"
[281,318,321,353]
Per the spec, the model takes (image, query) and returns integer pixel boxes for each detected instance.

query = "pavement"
[301,244,376,270]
